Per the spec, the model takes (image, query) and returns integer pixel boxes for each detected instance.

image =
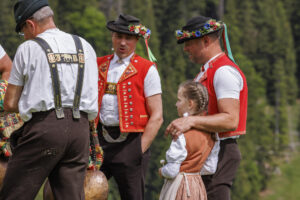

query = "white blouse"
[0,45,6,59]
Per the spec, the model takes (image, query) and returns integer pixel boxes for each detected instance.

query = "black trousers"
[202,139,241,200]
[0,109,90,200]
[97,124,150,200]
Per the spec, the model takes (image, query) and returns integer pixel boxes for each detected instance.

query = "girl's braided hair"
[179,80,209,115]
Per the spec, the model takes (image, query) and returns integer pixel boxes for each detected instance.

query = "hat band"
[128,24,151,39]
[175,19,223,41]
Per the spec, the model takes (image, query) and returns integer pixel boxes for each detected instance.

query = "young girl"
[159,80,215,200]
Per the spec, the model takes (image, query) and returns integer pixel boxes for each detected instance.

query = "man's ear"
[203,35,210,47]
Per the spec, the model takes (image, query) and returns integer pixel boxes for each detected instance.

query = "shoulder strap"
[71,35,85,119]
[33,35,85,119]
[33,37,64,119]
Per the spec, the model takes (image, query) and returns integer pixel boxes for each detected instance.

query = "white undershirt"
[0,45,6,59]
[100,53,162,126]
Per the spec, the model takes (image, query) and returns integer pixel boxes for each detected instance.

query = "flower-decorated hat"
[176,15,236,63]
[106,14,151,39]
[175,16,223,44]
[107,14,156,62]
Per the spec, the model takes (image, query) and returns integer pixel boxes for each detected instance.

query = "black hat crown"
[175,15,223,44]
[14,0,49,33]
[106,14,141,35]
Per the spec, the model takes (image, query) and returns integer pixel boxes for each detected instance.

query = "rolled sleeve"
[144,65,162,97]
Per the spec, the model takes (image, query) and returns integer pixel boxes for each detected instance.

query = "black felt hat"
[14,0,49,33]
[175,15,224,44]
[106,14,141,35]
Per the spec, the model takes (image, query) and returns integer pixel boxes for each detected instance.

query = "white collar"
[112,52,134,65]
[202,53,223,72]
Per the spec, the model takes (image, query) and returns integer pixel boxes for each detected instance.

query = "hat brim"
[106,21,139,36]
[177,28,221,44]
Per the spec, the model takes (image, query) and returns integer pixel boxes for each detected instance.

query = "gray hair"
[32,6,54,22]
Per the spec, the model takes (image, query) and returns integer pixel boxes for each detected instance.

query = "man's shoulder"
[97,54,113,65]
[133,54,154,65]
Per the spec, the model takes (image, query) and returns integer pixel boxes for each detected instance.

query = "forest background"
[1,0,300,199]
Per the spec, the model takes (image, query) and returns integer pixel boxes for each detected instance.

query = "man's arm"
[141,94,163,153]
[165,98,240,139]
[0,54,12,80]
[4,84,23,112]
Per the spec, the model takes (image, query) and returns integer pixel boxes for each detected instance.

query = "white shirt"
[100,53,162,126]
[9,28,98,121]
[0,45,6,59]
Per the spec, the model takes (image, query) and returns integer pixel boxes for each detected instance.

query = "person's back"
[13,28,98,121]
[0,1,98,199]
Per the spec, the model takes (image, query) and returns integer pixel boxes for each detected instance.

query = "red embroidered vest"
[180,129,215,173]
[96,54,154,132]
[199,53,248,138]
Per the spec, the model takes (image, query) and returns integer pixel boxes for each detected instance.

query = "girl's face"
[176,87,191,117]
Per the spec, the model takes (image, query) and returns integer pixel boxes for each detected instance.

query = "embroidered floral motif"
[128,24,151,39]
[175,19,223,41]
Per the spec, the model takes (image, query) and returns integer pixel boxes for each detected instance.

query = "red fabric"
[96,54,154,132]
[199,53,248,138]
[180,129,215,173]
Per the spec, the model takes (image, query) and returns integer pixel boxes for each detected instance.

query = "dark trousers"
[202,139,241,200]
[0,109,90,200]
[97,124,150,200]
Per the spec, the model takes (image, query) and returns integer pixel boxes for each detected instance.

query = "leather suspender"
[33,35,85,119]
[71,35,85,119]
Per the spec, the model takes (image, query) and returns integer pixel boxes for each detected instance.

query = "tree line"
[0,0,299,199]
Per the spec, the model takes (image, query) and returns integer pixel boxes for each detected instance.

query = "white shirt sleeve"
[161,134,187,179]
[213,65,243,100]
[144,65,162,97]
[0,45,6,59]
[8,43,28,86]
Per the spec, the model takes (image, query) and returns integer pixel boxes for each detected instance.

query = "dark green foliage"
[1,0,299,199]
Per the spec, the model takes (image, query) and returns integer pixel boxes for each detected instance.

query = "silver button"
[130,115,133,119]
[130,122,134,125]
[129,102,133,105]
[130,108,133,112]
[128,82,131,85]
[128,88,131,92]
[129,95,132,98]
[134,60,138,63]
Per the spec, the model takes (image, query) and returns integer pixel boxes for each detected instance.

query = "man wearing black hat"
[165,16,248,200]
[95,14,163,200]
[0,0,98,199]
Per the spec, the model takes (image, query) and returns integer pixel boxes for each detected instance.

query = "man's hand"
[141,94,163,153]
[165,116,193,140]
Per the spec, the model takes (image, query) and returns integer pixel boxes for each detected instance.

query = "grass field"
[259,151,300,200]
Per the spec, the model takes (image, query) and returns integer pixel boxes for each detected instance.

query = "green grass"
[259,151,300,200]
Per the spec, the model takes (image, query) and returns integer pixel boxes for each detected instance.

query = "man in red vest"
[96,14,163,200]
[166,16,248,200]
